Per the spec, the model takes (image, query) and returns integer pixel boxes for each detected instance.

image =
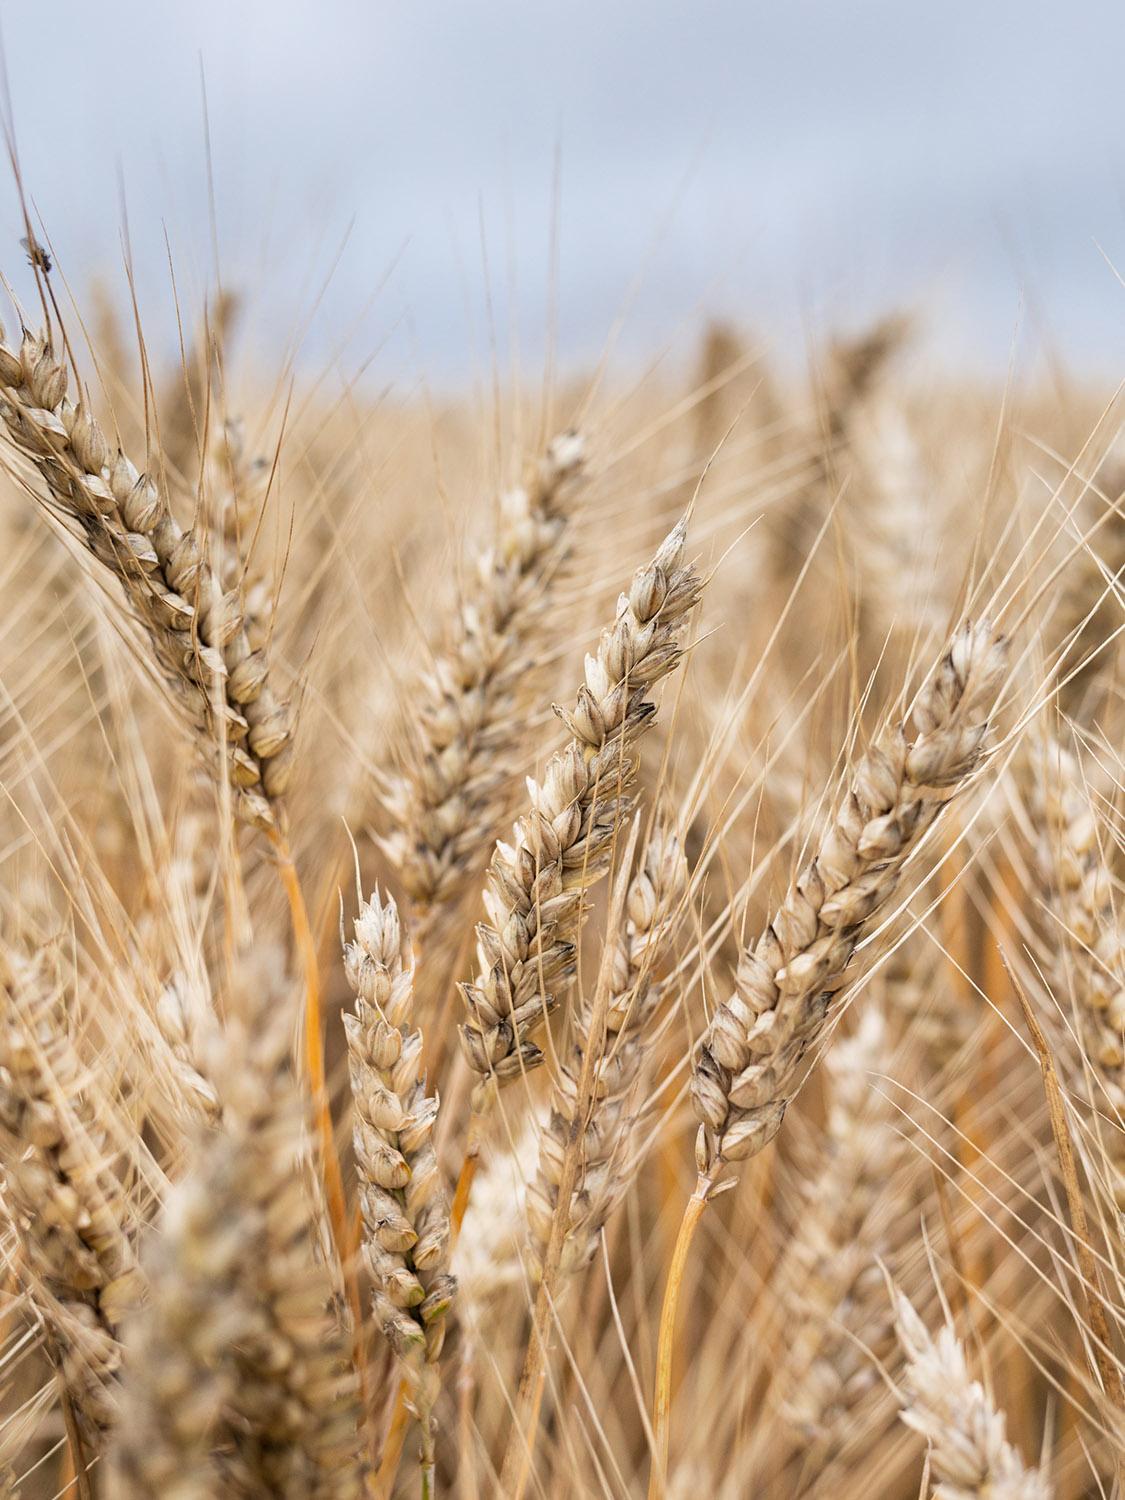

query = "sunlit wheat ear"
[452,1118,540,1313]
[892,1289,1052,1499]
[526,821,688,1280]
[110,1001,364,1499]
[1054,439,1125,722]
[152,975,222,1125]
[382,431,586,921]
[458,514,704,1109]
[1032,735,1125,1211]
[0,944,144,1437]
[884,936,973,1070]
[206,416,275,651]
[692,618,1008,1179]
[161,288,240,480]
[0,325,293,830]
[844,379,946,649]
[779,1006,907,1450]
[342,890,455,1486]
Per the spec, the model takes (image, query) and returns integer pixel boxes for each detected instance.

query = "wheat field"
[0,234,1122,1500]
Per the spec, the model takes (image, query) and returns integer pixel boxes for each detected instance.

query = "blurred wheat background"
[0,5,1123,1498]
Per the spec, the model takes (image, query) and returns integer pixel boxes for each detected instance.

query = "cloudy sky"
[1,2,1122,386]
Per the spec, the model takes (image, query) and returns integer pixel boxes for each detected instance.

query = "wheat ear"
[650,618,1008,1499]
[496,821,688,1498]
[0,945,143,1437]
[526,820,688,1279]
[383,432,585,921]
[343,891,455,1494]
[692,618,1008,1177]
[0,325,292,830]
[458,514,703,1109]
[110,1006,364,1499]
[1031,737,1125,1210]
[893,1289,1052,1499]
[778,1006,905,1451]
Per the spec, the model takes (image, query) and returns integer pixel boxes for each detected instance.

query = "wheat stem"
[648,1178,713,1500]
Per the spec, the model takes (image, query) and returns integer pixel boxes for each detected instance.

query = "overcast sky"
[1,2,1122,388]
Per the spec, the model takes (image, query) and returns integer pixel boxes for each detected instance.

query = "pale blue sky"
[1,2,1122,387]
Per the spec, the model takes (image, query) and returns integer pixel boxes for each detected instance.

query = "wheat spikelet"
[383,431,585,917]
[526,821,688,1278]
[0,325,293,830]
[692,619,1009,1176]
[152,977,221,1124]
[459,515,703,1107]
[893,1290,1051,1499]
[342,891,455,1478]
[0,945,143,1435]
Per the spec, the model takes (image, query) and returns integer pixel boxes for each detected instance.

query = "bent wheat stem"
[648,1177,713,1500]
